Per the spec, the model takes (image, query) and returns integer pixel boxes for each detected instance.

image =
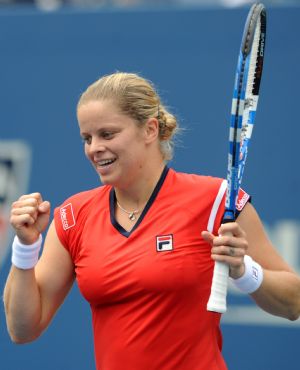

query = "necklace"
[116,201,140,221]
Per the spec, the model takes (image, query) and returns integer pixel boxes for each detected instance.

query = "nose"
[87,137,106,155]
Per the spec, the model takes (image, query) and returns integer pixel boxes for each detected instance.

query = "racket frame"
[207,3,267,314]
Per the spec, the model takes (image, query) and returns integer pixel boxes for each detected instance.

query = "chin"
[98,175,110,185]
[98,173,118,187]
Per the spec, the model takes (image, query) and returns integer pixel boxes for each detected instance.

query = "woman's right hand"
[10,193,51,245]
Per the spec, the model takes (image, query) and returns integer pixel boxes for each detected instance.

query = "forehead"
[78,100,121,126]
[77,99,137,132]
[78,99,120,120]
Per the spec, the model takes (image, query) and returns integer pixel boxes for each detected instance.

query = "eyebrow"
[80,126,122,135]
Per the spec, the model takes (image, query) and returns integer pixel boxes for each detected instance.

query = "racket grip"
[207,261,229,313]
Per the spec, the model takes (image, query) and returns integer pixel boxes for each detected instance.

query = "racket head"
[207,3,267,314]
[241,3,266,57]
[224,2,266,223]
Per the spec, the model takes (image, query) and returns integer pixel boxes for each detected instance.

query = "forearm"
[5,195,74,344]
[4,266,43,343]
[251,269,300,321]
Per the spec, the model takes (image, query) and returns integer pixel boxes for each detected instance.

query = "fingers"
[38,201,51,214]
[11,198,38,228]
[10,193,51,245]
[202,222,248,279]
[218,222,246,238]
[10,193,50,231]
[213,223,247,259]
[18,192,43,204]
[210,233,248,257]
[201,230,214,244]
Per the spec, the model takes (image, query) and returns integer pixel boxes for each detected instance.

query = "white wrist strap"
[230,255,263,294]
[12,235,42,270]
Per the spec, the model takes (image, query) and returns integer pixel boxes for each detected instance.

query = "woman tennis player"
[4,72,300,370]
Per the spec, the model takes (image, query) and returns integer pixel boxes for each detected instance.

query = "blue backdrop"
[0,5,299,370]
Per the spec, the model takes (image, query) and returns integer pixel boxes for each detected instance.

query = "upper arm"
[236,202,294,273]
[35,220,75,329]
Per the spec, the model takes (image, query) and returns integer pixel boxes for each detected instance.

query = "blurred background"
[0,0,300,10]
[0,1,299,369]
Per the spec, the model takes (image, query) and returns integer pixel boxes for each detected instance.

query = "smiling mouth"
[96,158,117,167]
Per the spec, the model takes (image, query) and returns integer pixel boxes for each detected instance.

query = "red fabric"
[54,169,244,370]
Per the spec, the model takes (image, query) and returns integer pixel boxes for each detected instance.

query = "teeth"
[98,159,115,166]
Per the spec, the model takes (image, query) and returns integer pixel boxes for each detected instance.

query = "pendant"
[129,213,136,221]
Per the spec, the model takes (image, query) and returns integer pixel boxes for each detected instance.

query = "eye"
[101,131,115,140]
[81,136,91,145]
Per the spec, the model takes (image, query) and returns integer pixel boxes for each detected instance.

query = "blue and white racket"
[207,3,267,314]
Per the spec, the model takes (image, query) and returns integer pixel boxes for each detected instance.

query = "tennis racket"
[207,3,267,314]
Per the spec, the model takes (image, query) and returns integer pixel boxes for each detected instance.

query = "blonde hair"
[77,72,179,161]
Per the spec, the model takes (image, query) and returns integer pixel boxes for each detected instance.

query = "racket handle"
[207,261,229,313]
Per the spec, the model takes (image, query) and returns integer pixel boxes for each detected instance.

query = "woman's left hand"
[201,222,248,279]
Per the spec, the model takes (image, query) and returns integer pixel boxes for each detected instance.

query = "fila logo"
[60,203,76,230]
[252,266,259,281]
[156,234,173,252]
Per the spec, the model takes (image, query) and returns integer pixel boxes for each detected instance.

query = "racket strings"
[207,2,266,314]
[232,54,247,171]
[228,5,266,213]
[247,17,261,101]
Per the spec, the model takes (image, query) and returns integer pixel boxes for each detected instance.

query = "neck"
[114,162,166,210]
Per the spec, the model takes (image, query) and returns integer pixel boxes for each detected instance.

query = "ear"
[144,118,159,144]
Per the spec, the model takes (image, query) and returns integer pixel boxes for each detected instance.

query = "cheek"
[84,145,92,160]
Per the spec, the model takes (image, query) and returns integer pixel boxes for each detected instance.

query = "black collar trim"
[109,166,169,238]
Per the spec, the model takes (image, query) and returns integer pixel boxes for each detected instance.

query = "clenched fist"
[10,193,50,245]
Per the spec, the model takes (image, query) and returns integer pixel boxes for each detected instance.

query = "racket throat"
[222,209,236,223]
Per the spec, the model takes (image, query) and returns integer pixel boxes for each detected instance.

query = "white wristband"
[230,255,263,294]
[12,235,42,270]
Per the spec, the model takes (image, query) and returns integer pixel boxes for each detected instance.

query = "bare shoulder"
[236,202,295,273]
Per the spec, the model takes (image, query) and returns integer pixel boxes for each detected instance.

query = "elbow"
[287,308,300,322]
[10,334,40,345]
[287,313,299,322]
[8,328,42,345]
[10,336,32,345]
[286,298,300,321]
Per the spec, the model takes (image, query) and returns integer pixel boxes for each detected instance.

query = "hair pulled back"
[77,72,179,161]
